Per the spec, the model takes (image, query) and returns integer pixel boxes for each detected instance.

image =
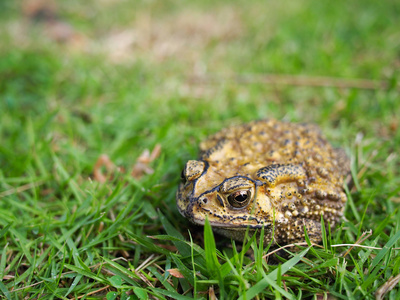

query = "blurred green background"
[1,0,399,176]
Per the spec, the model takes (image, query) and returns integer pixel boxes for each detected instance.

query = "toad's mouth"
[178,197,271,229]
[188,215,270,229]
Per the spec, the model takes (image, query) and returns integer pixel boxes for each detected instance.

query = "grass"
[0,0,400,298]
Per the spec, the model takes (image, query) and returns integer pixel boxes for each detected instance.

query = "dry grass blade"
[135,254,156,272]
[342,230,373,257]
[375,273,400,300]
[0,180,45,198]
[75,285,110,300]
[188,73,398,90]
[331,244,384,250]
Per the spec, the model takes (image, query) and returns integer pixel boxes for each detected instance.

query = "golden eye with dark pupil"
[227,190,251,208]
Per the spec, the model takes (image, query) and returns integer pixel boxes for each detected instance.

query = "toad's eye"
[227,190,251,208]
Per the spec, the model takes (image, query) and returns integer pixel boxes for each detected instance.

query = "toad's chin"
[187,213,271,229]
[212,226,273,242]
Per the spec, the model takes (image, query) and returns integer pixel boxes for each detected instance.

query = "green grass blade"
[159,211,192,257]
[261,271,296,300]
[204,218,221,271]
[238,247,310,300]
[126,232,171,256]
[63,264,108,284]
[150,287,198,300]
[0,280,11,300]
[204,218,226,297]
[64,274,83,297]
[147,266,176,293]
[0,243,8,280]
[0,223,12,239]
[371,227,400,269]
[170,254,195,286]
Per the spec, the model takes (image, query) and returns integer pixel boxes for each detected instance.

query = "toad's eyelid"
[221,184,253,194]
[219,178,254,194]
[219,176,255,194]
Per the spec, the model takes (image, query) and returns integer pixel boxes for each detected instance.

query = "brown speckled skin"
[177,120,349,245]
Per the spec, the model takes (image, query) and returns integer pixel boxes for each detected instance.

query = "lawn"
[0,0,400,299]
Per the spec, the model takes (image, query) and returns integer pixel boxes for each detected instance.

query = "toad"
[177,120,349,245]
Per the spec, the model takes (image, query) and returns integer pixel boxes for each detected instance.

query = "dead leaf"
[22,0,57,21]
[315,294,337,300]
[93,144,162,183]
[131,144,162,179]
[93,154,120,183]
[44,20,76,43]
[167,268,185,278]
[389,118,398,133]
[22,0,86,48]
[208,285,218,300]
